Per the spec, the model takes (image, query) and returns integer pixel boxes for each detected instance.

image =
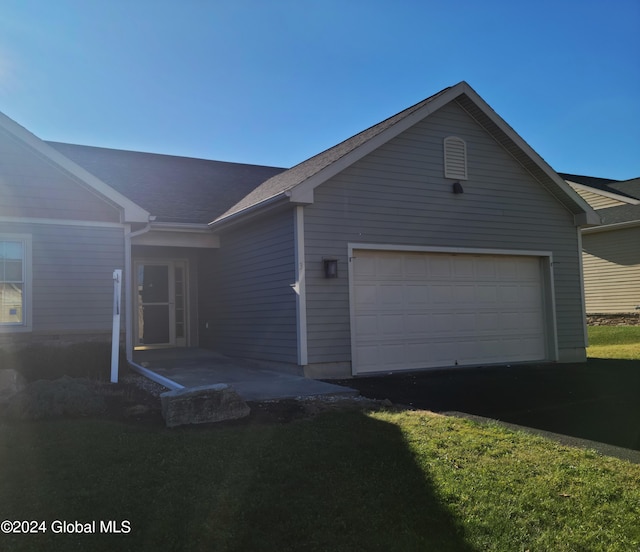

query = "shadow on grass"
[0,412,476,552]
[334,359,640,451]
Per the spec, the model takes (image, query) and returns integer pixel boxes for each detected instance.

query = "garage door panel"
[429,257,452,278]
[379,284,404,306]
[352,250,549,374]
[452,256,475,278]
[380,314,405,336]
[354,285,377,308]
[354,314,378,337]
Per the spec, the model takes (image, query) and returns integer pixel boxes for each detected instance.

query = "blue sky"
[1,0,638,179]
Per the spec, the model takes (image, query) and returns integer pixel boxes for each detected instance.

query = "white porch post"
[111,269,122,383]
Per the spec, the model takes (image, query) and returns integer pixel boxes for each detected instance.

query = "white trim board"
[0,216,126,228]
[348,243,554,258]
[293,206,308,366]
[0,111,149,223]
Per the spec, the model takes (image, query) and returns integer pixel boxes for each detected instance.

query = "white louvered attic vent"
[444,136,468,180]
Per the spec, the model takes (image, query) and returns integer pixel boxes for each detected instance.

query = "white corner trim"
[293,206,308,366]
[576,229,588,348]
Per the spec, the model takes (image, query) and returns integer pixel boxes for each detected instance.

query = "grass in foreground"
[587,325,640,359]
[1,411,639,552]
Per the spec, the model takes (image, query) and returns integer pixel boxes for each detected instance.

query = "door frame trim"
[133,258,189,350]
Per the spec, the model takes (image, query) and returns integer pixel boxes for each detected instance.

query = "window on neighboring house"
[444,136,468,180]
[0,236,31,329]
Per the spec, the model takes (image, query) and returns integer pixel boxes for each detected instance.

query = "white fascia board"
[567,181,640,205]
[0,111,150,224]
[286,82,599,229]
[581,219,640,234]
[288,83,468,204]
[132,223,219,248]
[457,86,600,226]
[209,193,289,230]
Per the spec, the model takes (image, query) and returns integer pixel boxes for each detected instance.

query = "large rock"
[160,384,250,428]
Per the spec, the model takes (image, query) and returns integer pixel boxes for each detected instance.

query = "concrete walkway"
[130,349,357,402]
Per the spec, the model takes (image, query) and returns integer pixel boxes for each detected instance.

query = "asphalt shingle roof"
[47,142,286,224]
[595,203,640,225]
[215,86,453,221]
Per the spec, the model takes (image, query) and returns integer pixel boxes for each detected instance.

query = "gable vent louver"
[444,136,468,180]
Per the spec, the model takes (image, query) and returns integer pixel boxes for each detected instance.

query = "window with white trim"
[0,236,30,328]
[444,136,468,180]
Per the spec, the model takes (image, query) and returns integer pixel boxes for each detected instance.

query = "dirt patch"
[0,373,391,428]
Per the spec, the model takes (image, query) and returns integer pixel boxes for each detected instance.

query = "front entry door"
[134,261,187,348]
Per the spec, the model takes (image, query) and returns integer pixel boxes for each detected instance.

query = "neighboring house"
[0,82,599,378]
[563,174,640,315]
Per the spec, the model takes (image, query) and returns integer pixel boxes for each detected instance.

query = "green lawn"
[587,326,640,360]
[1,411,639,551]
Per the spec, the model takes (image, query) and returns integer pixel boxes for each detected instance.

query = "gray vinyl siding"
[582,227,640,313]
[0,127,120,223]
[0,221,124,336]
[304,101,584,365]
[570,186,627,210]
[202,210,297,363]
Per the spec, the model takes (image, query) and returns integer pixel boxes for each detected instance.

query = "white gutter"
[582,219,640,234]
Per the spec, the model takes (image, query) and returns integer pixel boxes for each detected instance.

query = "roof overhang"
[132,222,219,248]
[286,82,600,228]
[209,193,290,231]
[0,111,150,224]
[582,219,640,234]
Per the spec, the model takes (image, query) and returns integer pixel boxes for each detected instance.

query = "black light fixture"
[323,258,338,278]
[452,181,464,194]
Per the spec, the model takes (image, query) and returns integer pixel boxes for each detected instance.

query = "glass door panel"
[134,261,188,348]
[137,264,171,346]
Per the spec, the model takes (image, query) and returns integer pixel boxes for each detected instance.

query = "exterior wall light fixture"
[323,258,338,278]
[452,181,464,194]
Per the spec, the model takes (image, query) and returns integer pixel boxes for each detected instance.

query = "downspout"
[124,222,152,362]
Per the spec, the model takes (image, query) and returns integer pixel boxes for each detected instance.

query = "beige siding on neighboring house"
[569,186,628,209]
[582,227,640,313]
[0,128,120,222]
[304,101,585,369]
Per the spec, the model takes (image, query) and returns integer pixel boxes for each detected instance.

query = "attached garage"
[349,246,557,375]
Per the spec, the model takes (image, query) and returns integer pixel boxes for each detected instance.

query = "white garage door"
[351,250,548,374]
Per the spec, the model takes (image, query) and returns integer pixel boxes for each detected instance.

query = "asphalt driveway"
[332,359,640,452]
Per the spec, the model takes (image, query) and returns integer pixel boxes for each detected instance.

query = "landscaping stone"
[160,384,250,428]
[587,313,640,326]
[0,369,26,398]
